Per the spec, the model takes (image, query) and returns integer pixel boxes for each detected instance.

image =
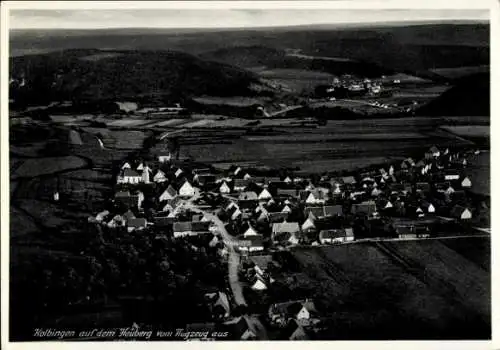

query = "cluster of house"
[215,145,477,253]
[91,144,477,251]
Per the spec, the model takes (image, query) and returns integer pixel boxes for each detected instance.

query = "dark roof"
[450,205,471,218]
[173,222,192,232]
[115,191,130,198]
[319,229,346,239]
[268,212,289,223]
[238,191,258,201]
[342,176,356,184]
[272,222,300,233]
[351,202,377,215]
[250,255,273,271]
[234,179,250,187]
[127,218,147,228]
[324,205,343,216]
[123,168,141,177]
[277,189,299,197]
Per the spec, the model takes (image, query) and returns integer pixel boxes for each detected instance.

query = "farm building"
[179,181,195,197]
[277,188,299,199]
[451,206,473,220]
[351,201,377,216]
[283,320,309,341]
[158,153,172,163]
[153,170,167,183]
[461,176,472,188]
[251,277,268,291]
[250,255,274,277]
[238,191,258,201]
[268,299,317,327]
[119,168,143,184]
[127,218,147,232]
[319,228,354,244]
[238,235,264,253]
[223,316,258,340]
[205,292,231,319]
[219,181,231,194]
[173,221,211,238]
[234,179,250,191]
[159,185,178,201]
[272,221,300,243]
[258,189,273,200]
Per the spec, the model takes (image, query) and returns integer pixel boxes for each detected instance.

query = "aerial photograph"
[7,4,490,342]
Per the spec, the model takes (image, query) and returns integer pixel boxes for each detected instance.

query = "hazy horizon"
[10,9,489,30]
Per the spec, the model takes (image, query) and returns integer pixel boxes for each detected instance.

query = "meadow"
[285,237,490,339]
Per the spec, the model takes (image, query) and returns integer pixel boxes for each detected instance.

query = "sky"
[9,9,489,30]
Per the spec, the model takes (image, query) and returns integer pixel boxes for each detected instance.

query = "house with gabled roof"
[233,179,249,192]
[250,255,274,277]
[272,221,300,243]
[205,291,231,319]
[451,205,472,220]
[159,185,178,201]
[268,299,318,327]
[127,218,147,232]
[351,201,377,216]
[179,181,195,197]
[258,188,272,200]
[342,176,357,185]
[319,228,354,244]
[153,170,167,183]
[461,176,472,188]
[277,188,299,199]
[224,316,257,340]
[238,235,264,253]
[219,181,231,194]
[173,221,211,238]
[122,168,142,184]
[238,191,258,201]
[301,214,316,232]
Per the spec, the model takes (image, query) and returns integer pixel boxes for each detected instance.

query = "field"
[178,117,471,174]
[430,65,490,79]
[466,151,490,197]
[11,156,88,179]
[441,125,490,139]
[286,237,490,339]
[255,68,335,93]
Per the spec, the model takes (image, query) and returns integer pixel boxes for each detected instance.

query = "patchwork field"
[11,156,88,179]
[286,237,490,339]
[178,117,470,174]
[466,151,490,197]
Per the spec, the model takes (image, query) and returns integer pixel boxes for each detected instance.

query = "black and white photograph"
[2,0,495,345]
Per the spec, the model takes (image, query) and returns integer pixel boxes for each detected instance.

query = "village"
[77,141,488,340]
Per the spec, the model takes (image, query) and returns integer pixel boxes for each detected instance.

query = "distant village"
[71,143,485,340]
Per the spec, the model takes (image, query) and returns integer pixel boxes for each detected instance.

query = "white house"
[154,170,167,183]
[451,206,472,220]
[137,163,144,171]
[243,173,252,180]
[175,168,184,178]
[141,166,152,184]
[243,225,259,237]
[137,191,145,209]
[234,167,242,176]
[121,162,131,170]
[231,208,242,221]
[284,176,292,184]
[461,176,472,188]
[427,203,436,213]
[219,181,231,194]
[301,217,316,231]
[122,169,143,184]
[179,181,195,197]
[158,153,172,163]
[258,189,272,200]
[159,185,178,201]
[251,278,267,291]
[282,205,292,213]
